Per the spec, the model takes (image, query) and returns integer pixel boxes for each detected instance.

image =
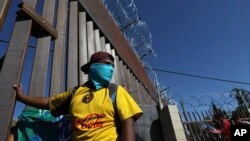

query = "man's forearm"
[18,95,50,109]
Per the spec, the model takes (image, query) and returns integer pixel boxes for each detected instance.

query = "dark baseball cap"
[81,51,114,74]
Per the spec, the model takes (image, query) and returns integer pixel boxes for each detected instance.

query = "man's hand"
[12,84,50,109]
[13,84,25,101]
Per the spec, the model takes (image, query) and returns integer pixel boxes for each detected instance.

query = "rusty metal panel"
[87,21,95,60]
[67,1,78,88]
[125,67,132,92]
[79,11,88,84]
[50,0,69,96]
[138,82,144,104]
[127,71,136,99]
[114,54,123,86]
[28,0,56,97]
[0,0,37,139]
[134,78,141,103]
[18,2,58,39]
[119,61,128,88]
[0,0,11,30]
[131,75,139,101]
[78,0,157,99]
[142,86,156,105]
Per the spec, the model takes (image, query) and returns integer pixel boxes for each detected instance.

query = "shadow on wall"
[136,133,145,141]
[0,55,5,70]
[150,119,164,141]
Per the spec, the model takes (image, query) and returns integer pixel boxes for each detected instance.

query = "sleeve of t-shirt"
[116,86,143,121]
[49,89,73,116]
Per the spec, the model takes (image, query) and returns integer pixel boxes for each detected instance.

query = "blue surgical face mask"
[89,63,114,90]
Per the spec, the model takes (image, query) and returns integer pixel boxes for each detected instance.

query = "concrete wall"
[160,105,187,141]
[135,105,164,141]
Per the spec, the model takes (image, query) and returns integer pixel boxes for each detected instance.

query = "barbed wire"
[174,91,239,113]
[102,0,155,60]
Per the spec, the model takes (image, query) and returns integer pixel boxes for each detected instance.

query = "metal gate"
[177,92,250,141]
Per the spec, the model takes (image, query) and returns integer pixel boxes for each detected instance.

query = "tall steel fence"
[176,92,250,141]
[0,0,158,140]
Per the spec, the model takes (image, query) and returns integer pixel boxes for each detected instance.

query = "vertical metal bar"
[104,42,110,54]
[94,29,101,52]
[187,112,198,141]
[104,42,109,52]
[0,19,32,141]
[208,111,214,119]
[183,112,193,141]
[50,0,69,96]
[67,0,78,89]
[79,11,88,84]
[100,37,105,51]
[0,0,11,30]
[201,111,206,119]
[105,44,115,83]
[205,111,211,119]
[116,58,124,86]
[0,0,37,139]
[28,0,56,97]
[196,111,211,141]
[227,110,232,117]
[87,21,95,59]
[114,53,122,85]
[179,113,190,141]
[238,109,244,117]
[192,112,206,141]
[111,49,119,84]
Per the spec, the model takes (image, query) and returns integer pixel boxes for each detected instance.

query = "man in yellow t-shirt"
[13,51,143,141]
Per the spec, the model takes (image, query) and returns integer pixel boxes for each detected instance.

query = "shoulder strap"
[108,83,117,103]
[108,84,122,135]
[71,85,80,96]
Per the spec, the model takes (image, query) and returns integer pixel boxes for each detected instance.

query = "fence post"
[160,105,187,141]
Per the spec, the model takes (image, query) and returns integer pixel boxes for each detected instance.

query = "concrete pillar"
[160,105,187,141]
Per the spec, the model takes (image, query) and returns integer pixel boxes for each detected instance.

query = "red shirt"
[222,119,230,141]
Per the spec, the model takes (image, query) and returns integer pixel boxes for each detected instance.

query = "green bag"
[16,107,60,141]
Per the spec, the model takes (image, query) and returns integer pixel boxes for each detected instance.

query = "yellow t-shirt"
[49,85,143,141]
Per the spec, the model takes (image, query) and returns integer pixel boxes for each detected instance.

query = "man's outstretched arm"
[13,84,50,109]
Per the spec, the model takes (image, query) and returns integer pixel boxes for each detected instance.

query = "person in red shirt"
[214,113,231,141]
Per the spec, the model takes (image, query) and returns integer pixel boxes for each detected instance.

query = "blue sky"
[1,0,250,117]
[134,0,250,104]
